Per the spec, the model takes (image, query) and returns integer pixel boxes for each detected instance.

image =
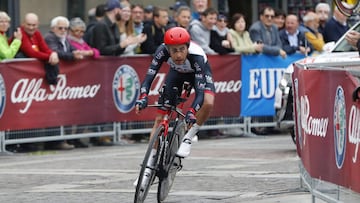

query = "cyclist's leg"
[177,91,214,157]
[195,91,215,125]
[196,63,215,125]
[149,114,163,141]
[148,69,185,142]
[160,69,188,105]
[177,69,215,157]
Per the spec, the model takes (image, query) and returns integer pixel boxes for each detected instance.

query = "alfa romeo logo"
[334,86,346,169]
[113,65,140,113]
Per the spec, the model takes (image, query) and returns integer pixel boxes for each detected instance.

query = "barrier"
[293,61,360,202]
[0,55,243,152]
[0,53,303,152]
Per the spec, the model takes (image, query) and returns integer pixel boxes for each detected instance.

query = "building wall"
[19,0,66,25]
[18,0,178,32]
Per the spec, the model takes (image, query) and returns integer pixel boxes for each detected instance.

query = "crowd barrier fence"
[293,61,360,202]
[0,53,302,152]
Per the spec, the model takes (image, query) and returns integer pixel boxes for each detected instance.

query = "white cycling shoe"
[176,124,200,158]
[176,138,192,158]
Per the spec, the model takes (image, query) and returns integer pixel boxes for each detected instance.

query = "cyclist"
[135,26,215,158]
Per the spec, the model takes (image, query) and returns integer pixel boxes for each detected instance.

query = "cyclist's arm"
[140,44,169,95]
[189,57,209,112]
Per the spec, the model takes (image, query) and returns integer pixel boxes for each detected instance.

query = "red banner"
[0,55,240,130]
[293,64,360,193]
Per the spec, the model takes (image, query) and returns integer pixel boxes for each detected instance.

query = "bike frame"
[134,83,190,203]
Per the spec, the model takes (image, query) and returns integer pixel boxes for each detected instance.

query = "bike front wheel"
[134,125,164,203]
[157,120,185,202]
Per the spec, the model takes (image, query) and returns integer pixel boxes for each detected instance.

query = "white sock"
[184,124,200,140]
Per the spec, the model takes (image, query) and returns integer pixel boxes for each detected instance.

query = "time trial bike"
[134,82,192,203]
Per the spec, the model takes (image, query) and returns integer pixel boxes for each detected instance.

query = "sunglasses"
[57,26,68,31]
[72,29,85,33]
[264,14,274,19]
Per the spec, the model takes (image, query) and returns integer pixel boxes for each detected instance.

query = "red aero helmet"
[164,27,190,45]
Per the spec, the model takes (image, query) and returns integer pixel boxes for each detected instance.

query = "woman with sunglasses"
[67,17,100,58]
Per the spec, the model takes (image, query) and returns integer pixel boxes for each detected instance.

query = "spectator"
[345,30,360,50]
[18,13,59,85]
[168,6,192,29]
[168,1,188,26]
[303,11,325,53]
[0,11,22,61]
[144,5,154,23]
[91,0,134,146]
[117,4,147,55]
[68,17,100,59]
[92,0,136,56]
[323,2,349,43]
[210,13,234,54]
[228,13,263,54]
[131,4,145,35]
[66,17,100,148]
[120,0,131,8]
[279,14,312,55]
[140,6,169,54]
[44,16,84,61]
[189,7,218,54]
[87,7,97,23]
[273,8,286,31]
[84,3,106,45]
[192,0,208,21]
[315,2,331,35]
[169,0,188,12]
[44,16,88,150]
[249,6,286,58]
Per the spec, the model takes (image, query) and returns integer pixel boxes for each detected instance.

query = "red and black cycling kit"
[140,41,215,113]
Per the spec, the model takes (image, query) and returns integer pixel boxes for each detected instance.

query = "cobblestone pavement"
[0,133,323,203]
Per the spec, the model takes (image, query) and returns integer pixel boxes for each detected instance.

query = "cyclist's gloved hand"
[185,108,196,125]
[136,93,148,110]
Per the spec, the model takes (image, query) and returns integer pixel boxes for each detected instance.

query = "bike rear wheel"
[157,120,185,202]
[334,0,360,17]
[134,126,164,203]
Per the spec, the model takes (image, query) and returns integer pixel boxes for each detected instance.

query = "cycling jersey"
[140,41,215,112]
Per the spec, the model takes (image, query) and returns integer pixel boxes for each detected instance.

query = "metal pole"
[0,131,4,153]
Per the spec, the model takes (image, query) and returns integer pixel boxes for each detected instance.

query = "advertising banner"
[241,53,305,116]
[293,64,360,193]
[0,55,240,130]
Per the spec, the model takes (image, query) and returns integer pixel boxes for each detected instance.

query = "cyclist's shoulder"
[153,44,170,59]
[188,41,207,63]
